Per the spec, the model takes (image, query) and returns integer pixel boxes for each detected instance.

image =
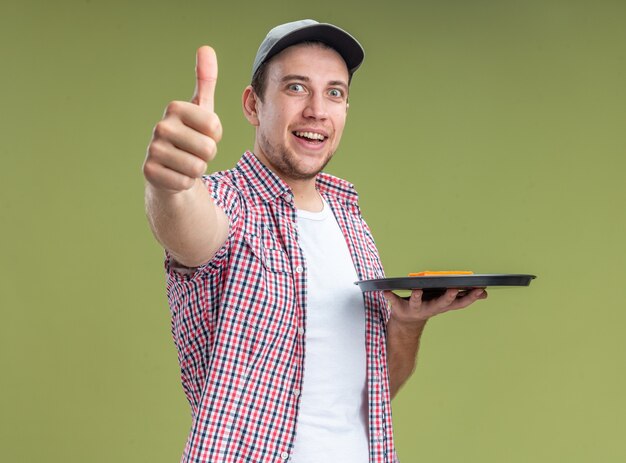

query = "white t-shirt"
[290,198,369,462]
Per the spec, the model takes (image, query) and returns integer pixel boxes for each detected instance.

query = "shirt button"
[293,389,300,397]
[295,265,304,274]
[298,327,305,336]
[280,451,289,460]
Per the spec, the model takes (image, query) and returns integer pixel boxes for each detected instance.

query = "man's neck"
[251,150,324,212]
[290,179,323,212]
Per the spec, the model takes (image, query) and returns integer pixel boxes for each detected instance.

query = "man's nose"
[302,93,329,119]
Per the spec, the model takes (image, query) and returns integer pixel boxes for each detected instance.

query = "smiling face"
[243,43,350,183]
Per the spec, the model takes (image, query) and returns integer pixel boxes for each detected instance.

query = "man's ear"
[242,86,260,126]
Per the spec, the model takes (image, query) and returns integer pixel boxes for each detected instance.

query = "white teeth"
[295,131,325,141]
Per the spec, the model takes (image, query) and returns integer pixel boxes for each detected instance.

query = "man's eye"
[288,84,305,92]
[328,88,344,98]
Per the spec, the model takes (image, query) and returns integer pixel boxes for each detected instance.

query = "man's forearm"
[386,315,427,399]
[145,178,228,268]
[384,287,487,399]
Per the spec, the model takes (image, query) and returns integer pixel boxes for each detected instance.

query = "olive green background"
[2,0,625,461]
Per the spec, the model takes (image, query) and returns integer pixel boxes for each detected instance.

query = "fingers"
[192,46,218,111]
[445,288,487,311]
[147,136,209,177]
[384,288,423,302]
[385,288,488,323]
[145,113,217,191]
[162,101,222,152]
[385,289,428,324]
[383,290,404,305]
[174,101,222,143]
[166,123,218,164]
[142,160,200,193]
[416,289,459,318]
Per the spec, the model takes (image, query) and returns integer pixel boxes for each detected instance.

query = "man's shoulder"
[205,166,237,186]
[203,163,247,195]
[317,172,360,204]
[197,163,251,222]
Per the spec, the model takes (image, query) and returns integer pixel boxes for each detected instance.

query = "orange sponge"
[409,271,474,276]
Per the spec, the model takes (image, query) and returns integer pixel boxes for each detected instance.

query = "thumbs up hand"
[144,46,223,193]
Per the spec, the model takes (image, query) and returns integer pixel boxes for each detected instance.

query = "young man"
[143,19,486,463]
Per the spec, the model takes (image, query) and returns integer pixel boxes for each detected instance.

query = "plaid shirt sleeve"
[165,173,241,280]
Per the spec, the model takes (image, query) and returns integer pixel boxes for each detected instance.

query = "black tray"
[355,274,536,301]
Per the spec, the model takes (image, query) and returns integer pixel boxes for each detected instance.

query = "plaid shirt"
[166,151,396,462]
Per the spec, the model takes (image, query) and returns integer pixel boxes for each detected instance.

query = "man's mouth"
[293,131,327,143]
